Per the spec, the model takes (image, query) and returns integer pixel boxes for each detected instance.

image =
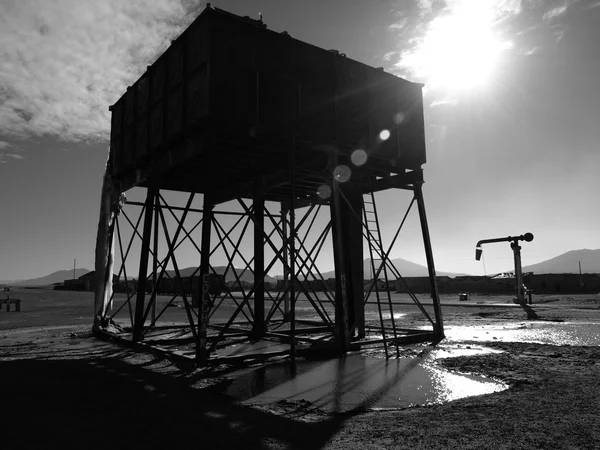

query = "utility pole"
[73,258,76,280]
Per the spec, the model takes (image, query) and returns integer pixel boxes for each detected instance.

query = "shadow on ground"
[0,345,346,450]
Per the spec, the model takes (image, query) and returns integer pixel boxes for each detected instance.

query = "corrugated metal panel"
[149,58,166,105]
[184,63,209,127]
[336,57,370,146]
[167,41,184,89]
[136,75,149,115]
[297,42,335,143]
[165,85,183,139]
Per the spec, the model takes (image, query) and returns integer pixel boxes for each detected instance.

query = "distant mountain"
[290,257,463,280]
[0,279,23,284]
[167,266,277,283]
[522,249,600,274]
[11,269,92,286]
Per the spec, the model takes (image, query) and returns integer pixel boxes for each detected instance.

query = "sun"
[401,2,512,91]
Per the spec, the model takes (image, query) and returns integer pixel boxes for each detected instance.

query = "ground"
[0,290,599,449]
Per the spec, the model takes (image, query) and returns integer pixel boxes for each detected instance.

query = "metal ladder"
[362,192,400,358]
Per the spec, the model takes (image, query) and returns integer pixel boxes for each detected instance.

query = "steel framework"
[96,161,444,365]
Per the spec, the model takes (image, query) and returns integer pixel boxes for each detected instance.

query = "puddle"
[444,322,600,346]
[224,352,506,412]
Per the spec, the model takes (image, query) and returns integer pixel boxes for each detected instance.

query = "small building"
[62,271,119,291]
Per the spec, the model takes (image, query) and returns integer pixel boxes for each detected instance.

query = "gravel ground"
[0,294,599,449]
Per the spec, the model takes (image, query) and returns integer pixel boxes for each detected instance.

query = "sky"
[0,0,599,281]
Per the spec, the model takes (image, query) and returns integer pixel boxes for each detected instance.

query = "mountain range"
[7,249,599,286]
[315,257,464,280]
[165,266,278,283]
[522,249,600,275]
[9,269,91,286]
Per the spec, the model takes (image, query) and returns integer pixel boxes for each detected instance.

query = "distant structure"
[476,233,534,305]
[396,273,600,295]
[59,271,118,291]
[94,5,444,364]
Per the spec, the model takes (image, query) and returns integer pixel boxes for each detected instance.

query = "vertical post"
[133,187,156,342]
[281,203,290,322]
[414,183,444,338]
[196,195,213,363]
[330,176,350,353]
[73,258,76,281]
[289,143,297,367]
[151,195,159,323]
[253,183,265,338]
[512,241,525,305]
[347,187,364,339]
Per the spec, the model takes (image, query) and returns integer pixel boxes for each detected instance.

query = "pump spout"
[475,247,482,261]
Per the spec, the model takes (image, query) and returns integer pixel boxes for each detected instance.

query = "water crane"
[475,233,534,305]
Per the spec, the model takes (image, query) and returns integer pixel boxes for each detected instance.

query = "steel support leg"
[151,195,159,323]
[414,183,444,338]
[196,196,213,363]
[252,185,265,338]
[281,204,290,322]
[133,187,156,342]
[331,181,365,353]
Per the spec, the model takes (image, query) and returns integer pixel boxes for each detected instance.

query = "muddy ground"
[0,292,599,449]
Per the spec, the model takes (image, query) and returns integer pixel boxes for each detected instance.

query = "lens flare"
[350,149,368,166]
[333,165,351,183]
[317,184,332,199]
[379,129,391,141]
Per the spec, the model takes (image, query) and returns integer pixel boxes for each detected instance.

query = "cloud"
[0,0,204,143]
[543,5,568,21]
[0,140,24,163]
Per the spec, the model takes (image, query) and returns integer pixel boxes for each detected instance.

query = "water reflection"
[443,322,600,346]
[224,354,506,412]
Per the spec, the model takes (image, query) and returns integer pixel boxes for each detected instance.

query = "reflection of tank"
[475,233,534,305]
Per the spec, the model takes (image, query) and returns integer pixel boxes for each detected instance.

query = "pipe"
[475,233,533,260]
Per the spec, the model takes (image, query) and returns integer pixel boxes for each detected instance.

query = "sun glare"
[402,1,512,91]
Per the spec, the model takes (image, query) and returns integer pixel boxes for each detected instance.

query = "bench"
[0,297,21,312]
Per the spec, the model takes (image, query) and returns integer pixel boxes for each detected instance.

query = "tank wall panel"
[184,63,210,126]
[167,41,184,89]
[148,105,164,152]
[166,86,183,139]
[150,59,166,105]
[213,65,257,126]
[135,118,148,160]
[136,76,149,116]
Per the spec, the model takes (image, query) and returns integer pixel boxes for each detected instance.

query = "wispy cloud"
[0,140,24,163]
[0,0,204,143]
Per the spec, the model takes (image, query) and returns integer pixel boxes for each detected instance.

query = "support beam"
[281,204,290,322]
[196,195,213,363]
[133,187,156,342]
[330,177,364,351]
[414,183,444,338]
[252,183,265,338]
[151,194,159,323]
